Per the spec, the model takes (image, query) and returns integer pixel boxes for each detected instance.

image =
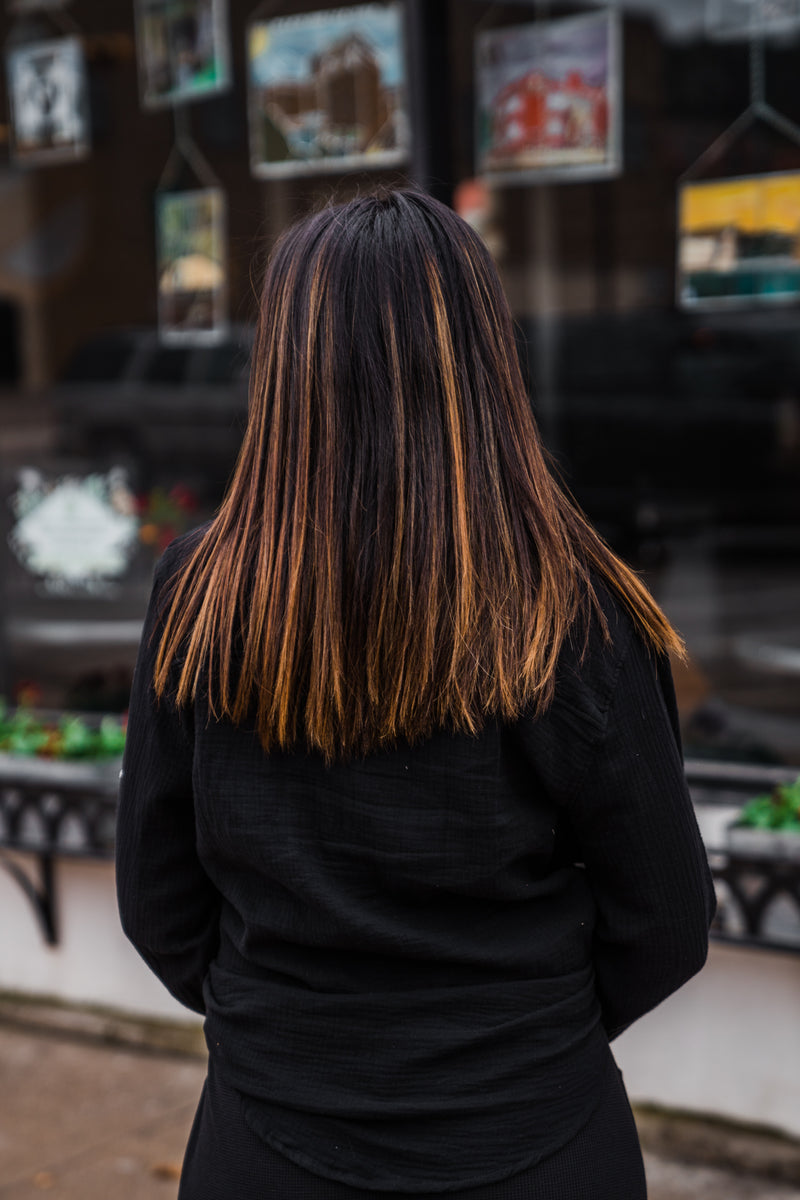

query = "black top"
[116,531,716,1194]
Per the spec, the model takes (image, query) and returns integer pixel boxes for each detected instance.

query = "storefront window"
[1,0,798,768]
[452,1,800,766]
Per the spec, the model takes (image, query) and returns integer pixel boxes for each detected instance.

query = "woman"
[117,188,715,1199]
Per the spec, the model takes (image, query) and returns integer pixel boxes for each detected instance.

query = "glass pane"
[459,0,800,768]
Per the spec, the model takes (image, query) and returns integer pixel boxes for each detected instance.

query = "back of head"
[155,187,681,761]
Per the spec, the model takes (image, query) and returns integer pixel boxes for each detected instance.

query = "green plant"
[0,698,126,761]
[736,777,800,833]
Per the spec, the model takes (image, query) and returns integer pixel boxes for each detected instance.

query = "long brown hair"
[155,188,683,760]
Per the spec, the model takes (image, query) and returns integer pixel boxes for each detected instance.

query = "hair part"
[154,188,683,761]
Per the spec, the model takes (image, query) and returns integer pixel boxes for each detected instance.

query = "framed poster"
[678,172,800,310]
[475,9,621,185]
[135,0,231,109]
[156,187,227,344]
[6,36,90,166]
[247,3,409,178]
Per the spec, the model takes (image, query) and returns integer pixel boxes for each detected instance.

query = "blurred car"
[517,309,800,560]
[52,324,254,503]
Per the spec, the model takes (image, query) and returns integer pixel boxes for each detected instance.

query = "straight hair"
[154,188,683,761]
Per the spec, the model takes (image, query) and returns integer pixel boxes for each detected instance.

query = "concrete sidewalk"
[0,1024,202,1199]
[2,1021,800,1200]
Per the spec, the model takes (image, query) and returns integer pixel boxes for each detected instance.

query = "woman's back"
[118,530,714,1192]
[116,188,715,1197]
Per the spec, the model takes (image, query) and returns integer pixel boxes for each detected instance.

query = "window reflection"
[0,0,797,769]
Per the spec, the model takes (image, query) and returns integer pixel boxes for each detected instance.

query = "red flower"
[14,681,43,708]
[168,484,198,512]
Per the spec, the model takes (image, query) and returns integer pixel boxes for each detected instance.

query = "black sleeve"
[566,633,717,1040]
[115,546,220,1014]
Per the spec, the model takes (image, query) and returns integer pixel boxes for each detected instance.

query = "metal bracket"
[680,34,800,182]
[0,850,57,944]
[0,757,120,946]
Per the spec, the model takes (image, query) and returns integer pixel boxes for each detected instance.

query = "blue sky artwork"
[249,4,404,90]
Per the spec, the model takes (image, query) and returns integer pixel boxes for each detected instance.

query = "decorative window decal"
[9,470,139,595]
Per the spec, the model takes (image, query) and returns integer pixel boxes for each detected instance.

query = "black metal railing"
[685,759,800,955]
[2,754,799,952]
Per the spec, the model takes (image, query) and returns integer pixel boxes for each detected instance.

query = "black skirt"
[177,1052,646,1200]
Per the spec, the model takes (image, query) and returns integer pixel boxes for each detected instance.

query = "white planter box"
[726,824,800,861]
[0,752,121,792]
[0,753,122,857]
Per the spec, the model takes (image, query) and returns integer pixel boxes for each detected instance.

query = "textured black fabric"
[177,1051,647,1200]
[117,531,715,1192]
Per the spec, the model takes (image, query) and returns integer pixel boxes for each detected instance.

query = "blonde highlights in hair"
[155,189,683,761]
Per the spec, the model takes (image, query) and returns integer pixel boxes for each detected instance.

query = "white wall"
[614,940,800,1137]
[0,851,197,1024]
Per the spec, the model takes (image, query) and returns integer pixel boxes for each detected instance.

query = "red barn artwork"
[476,10,619,180]
[491,68,608,159]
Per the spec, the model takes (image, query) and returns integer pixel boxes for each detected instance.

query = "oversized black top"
[116,532,716,1193]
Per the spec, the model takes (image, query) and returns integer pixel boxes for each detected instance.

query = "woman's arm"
[115,546,221,1014]
[566,633,717,1040]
